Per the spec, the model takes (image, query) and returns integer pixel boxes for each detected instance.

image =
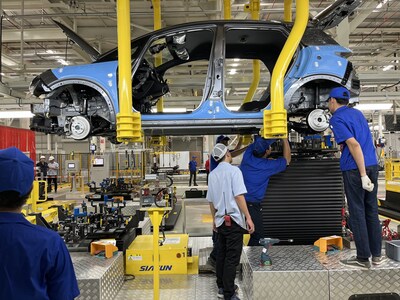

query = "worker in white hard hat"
[36,155,48,180]
[47,156,59,193]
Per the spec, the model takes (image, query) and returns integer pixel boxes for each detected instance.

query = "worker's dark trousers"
[47,177,58,193]
[246,202,263,246]
[342,165,381,259]
[189,171,197,186]
[216,222,244,300]
[209,230,218,262]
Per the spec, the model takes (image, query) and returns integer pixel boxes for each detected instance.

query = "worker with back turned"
[327,86,385,269]
[0,147,79,300]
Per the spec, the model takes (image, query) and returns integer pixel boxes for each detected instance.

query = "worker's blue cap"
[216,135,230,143]
[0,147,34,196]
[253,136,276,156]
[192,156,197,158]
[328,87,350,101]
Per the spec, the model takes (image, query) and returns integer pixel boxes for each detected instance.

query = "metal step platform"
[242,245,400,300]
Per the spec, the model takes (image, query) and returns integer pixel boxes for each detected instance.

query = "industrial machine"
[140,173,180,230]
[89,156,110,184]
[126,233,198,275]
[58,199,144,252]
[86,177,136,201]
[65,160,80,192]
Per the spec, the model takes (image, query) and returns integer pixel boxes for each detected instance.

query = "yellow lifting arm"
[284,0,293,22]
[224,0,231,19]
[116,0,142,143]
[243,0,261,104]
[263,0,308,139]
[153,0,164,112]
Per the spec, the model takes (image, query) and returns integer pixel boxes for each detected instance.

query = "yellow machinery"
[379,159,400,219]
[385,158,400,194]
[126,207,198,300]
[126,233,198,275]
[23,180,75,225]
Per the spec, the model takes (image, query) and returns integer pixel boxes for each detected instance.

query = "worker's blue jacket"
[239,143,287,203]
[0,212,80,300]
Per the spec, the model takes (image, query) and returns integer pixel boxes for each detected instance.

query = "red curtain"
[0,126,36,161]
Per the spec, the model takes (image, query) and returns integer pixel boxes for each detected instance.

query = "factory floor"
[48,172,400,299]
[112,172,400,300]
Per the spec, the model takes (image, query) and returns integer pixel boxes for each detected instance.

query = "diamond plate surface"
[72,252,124,300]
[139,217,152,235]
[121,203,141,216]
[245,245,325,271]
[115,274,248,300]
[242,246,328,300]
[313,248,400,300]
[101,253,124,300]
[76,279,100,300]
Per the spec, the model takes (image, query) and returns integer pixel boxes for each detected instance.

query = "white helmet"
[49,156,55,160]
[40,155,46,159]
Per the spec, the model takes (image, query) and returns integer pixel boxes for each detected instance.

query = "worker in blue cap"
[188,155,198,186]
[239,136,291,246]
[327,86,385,269]
[210,135,247,172]
[0,147,79,300]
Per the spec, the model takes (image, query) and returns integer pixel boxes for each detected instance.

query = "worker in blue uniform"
[210,135,247,171]
[0,147,80,300]
[239,136,291,246]
[327,86,385,269]
[188,155,198,186]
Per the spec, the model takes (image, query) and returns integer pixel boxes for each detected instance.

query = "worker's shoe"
[217,284,239,299]
[372,255,387,265]
[340,256,371,269]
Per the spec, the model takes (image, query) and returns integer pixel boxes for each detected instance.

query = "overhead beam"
[0,83,27,100]
[349,0,378,32]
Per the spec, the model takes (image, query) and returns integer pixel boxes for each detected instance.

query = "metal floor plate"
[115,274,248,300]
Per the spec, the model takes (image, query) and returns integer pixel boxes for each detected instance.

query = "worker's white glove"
[361,175,374,192]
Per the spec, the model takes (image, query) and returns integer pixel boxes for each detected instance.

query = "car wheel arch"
[48,78,117,125]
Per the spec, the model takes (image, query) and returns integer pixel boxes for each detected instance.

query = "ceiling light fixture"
[382,65,394,71]
[355,103,392,111]
[0,111,34,119]
[57,58,69,65]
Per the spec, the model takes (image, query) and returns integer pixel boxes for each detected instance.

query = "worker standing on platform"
[47,155,59,193]
[188,155,198,186]
[239,136,291,246]
[207,143,254,300]
[327,86,385,269]
[207,135,248,271]
[0,147,79,300]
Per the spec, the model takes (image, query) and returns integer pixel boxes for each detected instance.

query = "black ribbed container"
[261,158,344,245]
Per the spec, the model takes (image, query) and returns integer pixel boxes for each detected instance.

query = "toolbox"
[386,240,400,261]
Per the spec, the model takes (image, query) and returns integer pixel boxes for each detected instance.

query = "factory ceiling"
[0,0,399,118]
